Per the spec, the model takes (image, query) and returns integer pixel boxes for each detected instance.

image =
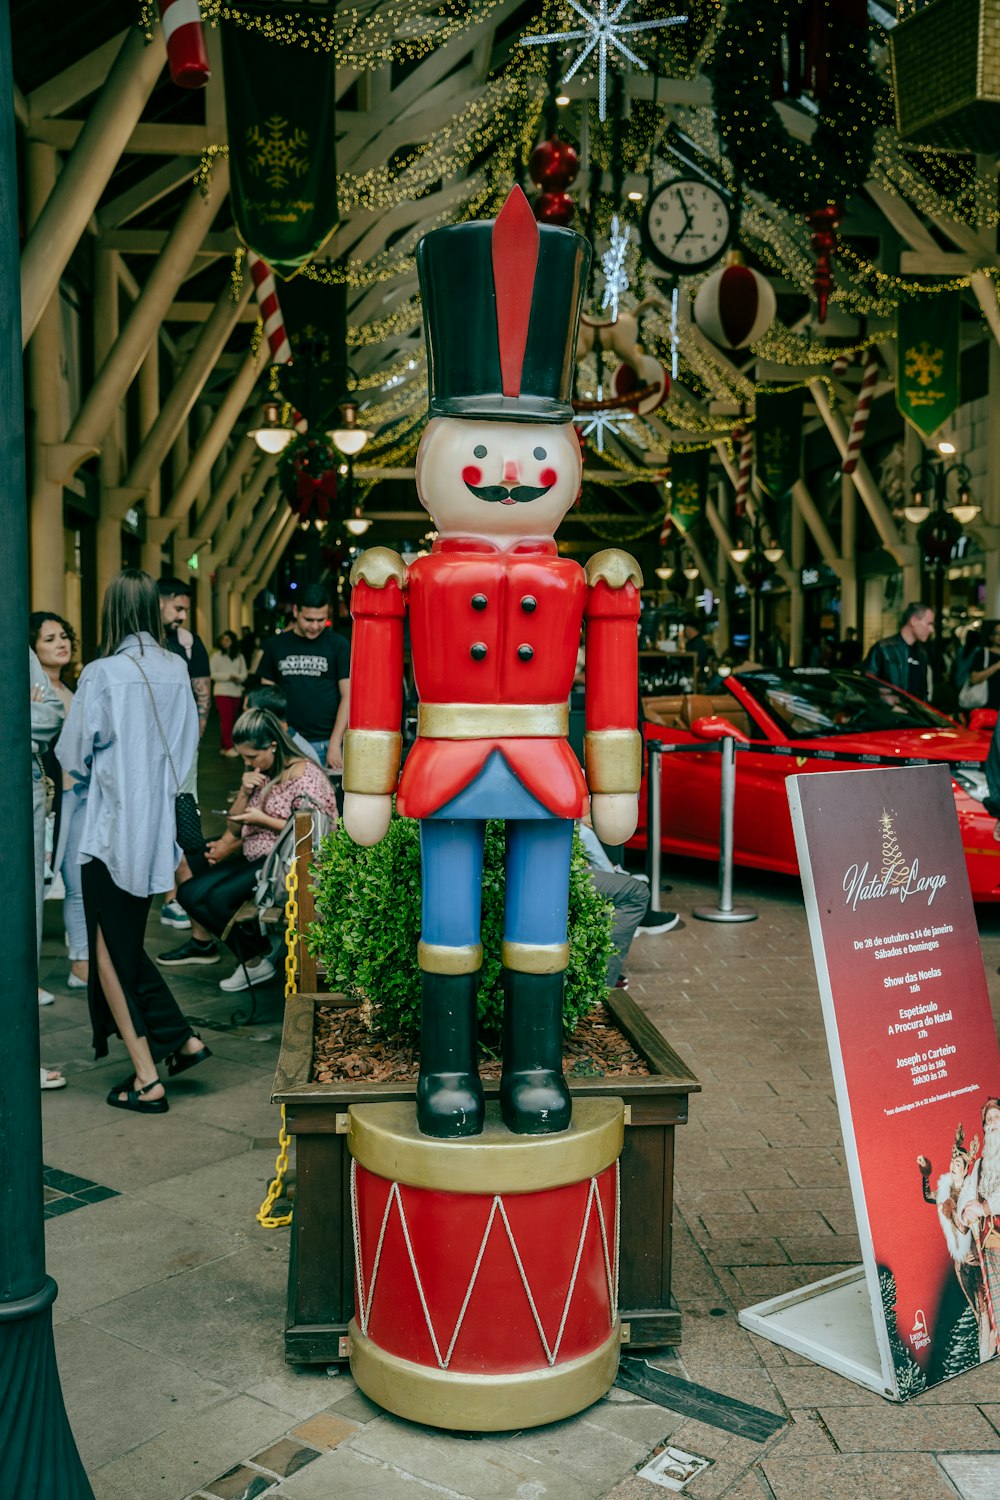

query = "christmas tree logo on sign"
[879,808,911,889]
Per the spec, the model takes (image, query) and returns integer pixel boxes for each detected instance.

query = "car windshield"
[730,669,954,739]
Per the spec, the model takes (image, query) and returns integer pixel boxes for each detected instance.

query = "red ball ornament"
[693,250,776,351]
[528,136,580,193]
[534,191,575,226]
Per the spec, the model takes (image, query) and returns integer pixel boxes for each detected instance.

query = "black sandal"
[106,1078,168,1114]
[165,1041,213,1078]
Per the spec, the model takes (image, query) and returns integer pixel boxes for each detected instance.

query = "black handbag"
[127,654,205,858]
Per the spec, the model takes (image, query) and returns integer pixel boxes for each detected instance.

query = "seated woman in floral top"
[174,708,337,993]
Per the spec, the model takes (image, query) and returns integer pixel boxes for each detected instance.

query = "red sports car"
[629,668,1000,901]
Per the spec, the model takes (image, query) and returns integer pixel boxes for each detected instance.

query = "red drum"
[347,1098,624,1430]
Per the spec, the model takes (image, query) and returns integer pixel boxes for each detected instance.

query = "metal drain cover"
[638,1445,712,1491]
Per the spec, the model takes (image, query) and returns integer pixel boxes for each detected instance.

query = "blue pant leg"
[503,819,575,949]
[419,819,486,950]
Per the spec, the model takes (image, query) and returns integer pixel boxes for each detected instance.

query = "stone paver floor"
[36,741,1000,1497]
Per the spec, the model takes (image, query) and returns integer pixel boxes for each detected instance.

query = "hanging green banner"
[277,276,348,430]
[221,9,338,275]
[896,293,960,438]
[754,388,804,502]
[668,448,709,534]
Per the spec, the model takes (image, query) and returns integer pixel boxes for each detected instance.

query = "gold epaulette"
[349,547,408,590]
[584,548,643,591]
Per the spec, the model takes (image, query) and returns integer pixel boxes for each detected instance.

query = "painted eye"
[533,446,547,460]
[473,444,487,459]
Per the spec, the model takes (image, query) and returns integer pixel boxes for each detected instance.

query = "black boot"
[417,971,485,1138]
[499,970,572,1135]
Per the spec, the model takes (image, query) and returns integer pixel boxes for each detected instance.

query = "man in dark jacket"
[864,602,935,701]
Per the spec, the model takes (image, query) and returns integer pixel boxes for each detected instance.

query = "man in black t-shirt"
[258,582,351,769]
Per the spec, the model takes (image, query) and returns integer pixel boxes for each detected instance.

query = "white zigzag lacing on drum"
[350,1157,620,1370]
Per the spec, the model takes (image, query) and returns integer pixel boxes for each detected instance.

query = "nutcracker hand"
[343,792,392,846]
[590,792,638,845]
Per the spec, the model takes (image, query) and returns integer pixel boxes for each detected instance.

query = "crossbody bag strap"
[125,653,181,796]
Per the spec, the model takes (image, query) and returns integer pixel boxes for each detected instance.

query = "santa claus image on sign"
[341,185,643,1141]
[919,1096,1000,1363]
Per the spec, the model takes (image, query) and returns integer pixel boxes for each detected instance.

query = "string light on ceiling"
[576,385,635,453]
[520,1,688,121]
[600,215,631,320]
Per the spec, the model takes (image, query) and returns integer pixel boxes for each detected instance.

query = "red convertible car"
[629,668,1000,902]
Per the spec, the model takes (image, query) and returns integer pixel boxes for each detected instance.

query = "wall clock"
[642,178,734,276]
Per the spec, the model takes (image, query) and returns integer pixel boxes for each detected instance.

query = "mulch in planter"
[311,1000,651,1086]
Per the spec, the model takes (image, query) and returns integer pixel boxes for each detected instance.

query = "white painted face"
[415,417,581,543]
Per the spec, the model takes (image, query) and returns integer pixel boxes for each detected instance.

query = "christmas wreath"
[709,0,880,214]
[277,433,340,522]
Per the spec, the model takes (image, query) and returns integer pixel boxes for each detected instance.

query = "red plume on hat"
[491,185,539,400]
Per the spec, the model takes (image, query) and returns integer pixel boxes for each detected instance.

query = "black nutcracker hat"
[416,185,591,424]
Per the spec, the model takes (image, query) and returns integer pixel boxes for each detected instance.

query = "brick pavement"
[34,739,1000,1497]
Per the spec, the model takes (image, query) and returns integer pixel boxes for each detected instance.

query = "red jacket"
[346,537,641,818]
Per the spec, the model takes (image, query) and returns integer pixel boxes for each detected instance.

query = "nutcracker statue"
[340,186,639,1427]
[343,184,642,1137]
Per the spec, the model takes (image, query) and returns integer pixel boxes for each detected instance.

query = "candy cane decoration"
[733,422,753,518]
[842,350,879,476]
[157,0,211,90]
[248,251,292,367]
[659,512,673,546]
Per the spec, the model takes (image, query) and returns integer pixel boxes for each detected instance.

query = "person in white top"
[57,570,212,1115]
[210,630,248,757]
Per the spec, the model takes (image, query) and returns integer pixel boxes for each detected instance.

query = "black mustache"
[463,482,553,505]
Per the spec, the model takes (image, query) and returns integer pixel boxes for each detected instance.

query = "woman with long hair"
[210,628,247,756]
[169,708,336,991]
[57,570,212,1113]
[29,612,88,993]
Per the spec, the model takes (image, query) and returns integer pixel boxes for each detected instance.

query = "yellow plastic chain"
[256,854,299,1228]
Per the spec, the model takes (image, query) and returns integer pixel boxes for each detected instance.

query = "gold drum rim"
[347,1098,625,1193]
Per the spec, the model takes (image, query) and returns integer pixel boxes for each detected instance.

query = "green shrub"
[308,816,615,1043]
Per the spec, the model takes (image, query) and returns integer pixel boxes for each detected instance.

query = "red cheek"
[540,467,558,487]
[462,466,482,485]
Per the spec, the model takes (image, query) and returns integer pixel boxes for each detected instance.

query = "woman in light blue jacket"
[58,570,213,1114]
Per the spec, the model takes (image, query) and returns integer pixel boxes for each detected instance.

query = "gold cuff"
[584,548,643,591]
[349,547,407,590]
[343,730,401,794]
[584,730,642,794]
[417,703,569,739]
[501,940,569,974]
[418,941,483,975]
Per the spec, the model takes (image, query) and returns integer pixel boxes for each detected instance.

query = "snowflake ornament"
[904,342,944,389]
[576,384,634,454]
[521,1,688,121]
[600,215,631,320]
[246,116,310,191]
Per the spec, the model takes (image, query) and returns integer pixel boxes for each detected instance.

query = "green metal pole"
[0,3,94,1490]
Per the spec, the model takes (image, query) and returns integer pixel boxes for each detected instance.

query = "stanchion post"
[646,739,664,912]
[693,735,757,924]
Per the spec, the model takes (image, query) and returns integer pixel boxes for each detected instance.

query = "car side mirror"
[689,714,750,745]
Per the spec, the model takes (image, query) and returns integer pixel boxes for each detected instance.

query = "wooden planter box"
[273,990,700,1365]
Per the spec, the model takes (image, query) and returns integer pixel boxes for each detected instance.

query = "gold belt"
[417,703,569,738]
